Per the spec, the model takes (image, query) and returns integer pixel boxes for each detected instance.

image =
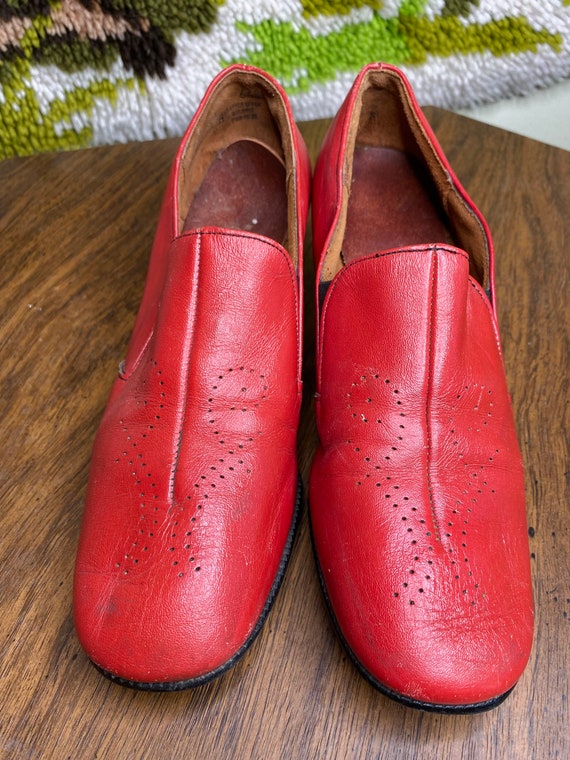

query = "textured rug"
[1,1,569,157]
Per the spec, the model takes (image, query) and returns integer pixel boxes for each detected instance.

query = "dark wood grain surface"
[0,111,568,759]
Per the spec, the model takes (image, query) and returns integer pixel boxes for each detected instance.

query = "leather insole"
[183,139,288,245]
[343,145,453,264]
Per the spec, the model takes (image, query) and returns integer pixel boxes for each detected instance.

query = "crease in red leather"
[424,249,439,541]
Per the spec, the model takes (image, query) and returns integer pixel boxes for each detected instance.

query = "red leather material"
[74,65,311,687]
[310,64,533,709]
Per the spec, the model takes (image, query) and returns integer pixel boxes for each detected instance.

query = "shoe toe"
[75,472,299,687]
[310,454,533,709]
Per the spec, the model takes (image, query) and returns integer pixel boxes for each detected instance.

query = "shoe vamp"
[311,246,533,699]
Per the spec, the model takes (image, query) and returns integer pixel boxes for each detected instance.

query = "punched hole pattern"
[111,361,269,579]
[347,374,406,493]
[345,374,501,607]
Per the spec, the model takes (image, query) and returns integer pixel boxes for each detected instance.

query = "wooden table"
[1,110,568,759]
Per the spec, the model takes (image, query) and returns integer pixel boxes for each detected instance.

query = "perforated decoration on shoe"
[111,357,166,577]
[347,373,407,488]
[397,381,503,608]
[345,373,502,608]
[110,361,269,580]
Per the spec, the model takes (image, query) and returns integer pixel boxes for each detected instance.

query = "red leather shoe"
[309,63,533,712]
[74,65,311,689]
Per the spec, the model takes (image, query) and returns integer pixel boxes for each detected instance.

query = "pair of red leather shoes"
[74,63,533,712]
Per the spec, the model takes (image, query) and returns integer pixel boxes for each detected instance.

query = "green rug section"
[301,0,384,17]
[232,13,562,91]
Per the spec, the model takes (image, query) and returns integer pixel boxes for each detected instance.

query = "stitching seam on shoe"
[178,228,302,380]
[468,278,502,356]
[318,246,468,390]
[425,247,441,542]
[168,232,202,505]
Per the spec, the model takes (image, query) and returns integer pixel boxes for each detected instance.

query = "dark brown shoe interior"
[321,68,489,290]
[183,140,287,246]
[342,145,453,266]
[177,70,296,260]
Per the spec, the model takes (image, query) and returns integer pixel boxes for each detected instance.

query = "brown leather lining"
[322,68,489,288]
[177,70,298,262]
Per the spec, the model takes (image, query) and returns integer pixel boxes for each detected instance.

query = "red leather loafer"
[74,65,311,689]
[310,63,533,712]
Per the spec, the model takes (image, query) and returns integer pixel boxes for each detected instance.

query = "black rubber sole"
[308,505,514,714]
[93,474,303,691]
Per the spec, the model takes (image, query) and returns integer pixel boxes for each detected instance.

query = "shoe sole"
[308,506,514,714]
[92,474,303,691]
